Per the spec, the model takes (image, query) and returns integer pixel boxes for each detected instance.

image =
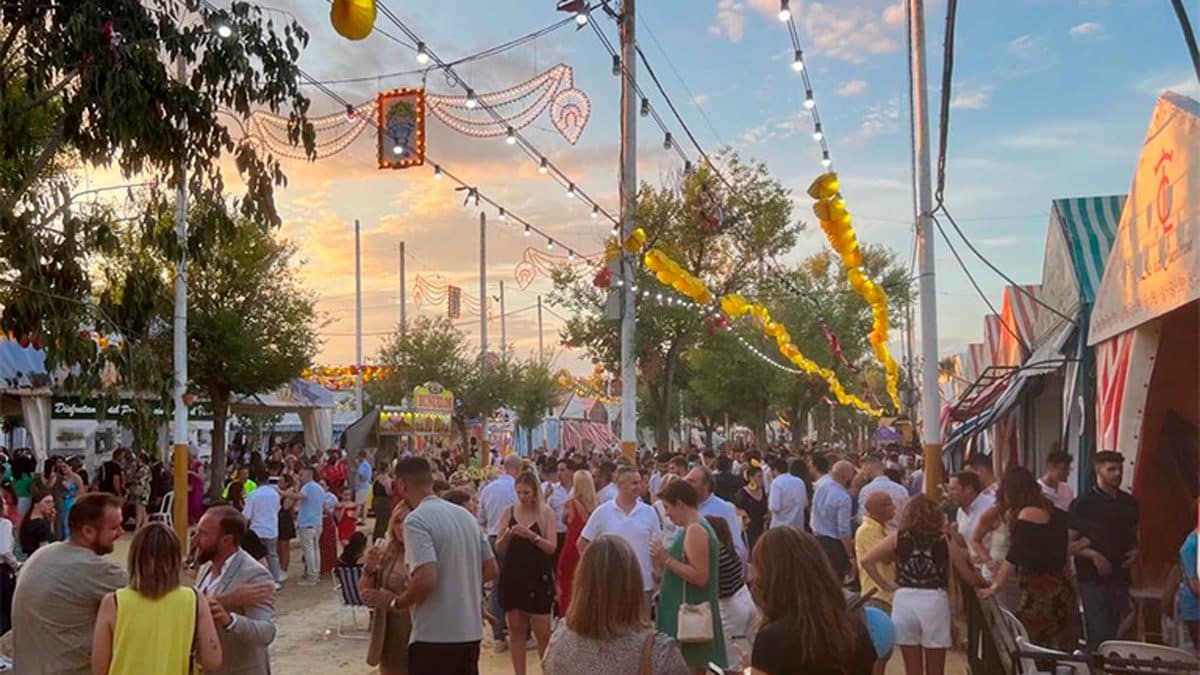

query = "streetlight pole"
[354,219,363,415]
[399,240,407,336]
[499,279,507,353]
[479,212,490,467]
[618,0,638,460]
[171,54,190,543]
[909,0,943,495]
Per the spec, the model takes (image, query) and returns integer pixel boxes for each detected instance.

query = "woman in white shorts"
[861,494,983,675]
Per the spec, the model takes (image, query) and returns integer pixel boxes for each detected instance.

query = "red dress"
[555,499,589,615]
[336,503,358,544]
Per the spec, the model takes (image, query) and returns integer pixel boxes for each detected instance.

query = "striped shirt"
[716,543,744,598]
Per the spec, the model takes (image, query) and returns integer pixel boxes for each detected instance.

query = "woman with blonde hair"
[861,495,982,675]
[556,469,596,615]
[749,526,877,674]
[92,523,222,675]
[543,535,689,675]
[360,502,412,674]
[496,470,559,674]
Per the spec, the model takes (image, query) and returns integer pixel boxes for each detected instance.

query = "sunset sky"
[88,0,1197,375]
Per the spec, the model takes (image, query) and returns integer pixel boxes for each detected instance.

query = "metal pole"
[479,212,490,466]
[618,0,638,460]
[171,54,189,543]
[499,279,507,353]
[537,295,544,365]
[354,219,363,415]
[910,0,943,495]
[399,241,406,336]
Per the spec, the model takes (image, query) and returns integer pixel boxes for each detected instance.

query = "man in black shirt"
[712,453,745,502]
[1069,451,1139,651]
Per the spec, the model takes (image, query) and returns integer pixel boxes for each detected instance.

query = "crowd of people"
[0,438,1192,675]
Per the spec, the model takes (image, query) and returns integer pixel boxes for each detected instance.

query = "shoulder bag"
[674,531,714,643]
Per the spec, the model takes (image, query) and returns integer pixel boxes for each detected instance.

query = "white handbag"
[675,565,715,643]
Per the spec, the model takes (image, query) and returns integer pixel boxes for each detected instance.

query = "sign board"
[1091,92,1200,344]
[447,285,462,319]
[377,88,426,170]
[51,396,214,422]
[412,382,454,414]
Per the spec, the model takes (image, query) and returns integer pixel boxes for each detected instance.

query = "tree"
[686,328,780,447]
[511,359,559,454]
[368,315,472,406]
[1,0,314,389]
[551,152,799,451]
[185,196,319,497]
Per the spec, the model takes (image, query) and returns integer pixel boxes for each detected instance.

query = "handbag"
[675,554,714,643]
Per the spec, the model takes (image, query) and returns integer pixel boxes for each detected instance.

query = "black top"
[714,472,746,502]
[752,617,877,675]
[1069,486,1139,585]
[716,543,744,598]
[895,530,949,590]
[1006,508,1069,574]
[242,529,268,562]
[734,487,769,536]
[98,460,122,494]
[19,518,53,554]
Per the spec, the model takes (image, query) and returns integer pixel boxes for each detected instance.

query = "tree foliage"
[511,359,559,452]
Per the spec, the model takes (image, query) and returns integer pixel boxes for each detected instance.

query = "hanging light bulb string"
[781,7,833,169]
[372,3,618,228]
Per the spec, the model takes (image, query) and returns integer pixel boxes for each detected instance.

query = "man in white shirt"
[594,460,618,503]
[965,454,998,498]
[685,466,748,562]
[768,458,810,531]
[578,465,661,604]
[949,471,995,543]
[1038,450,1075,511]
[242,477,284,585]
[477,454,519,650]
[543,459,573,553]
[647,452,671,497]
[856,457,909,528]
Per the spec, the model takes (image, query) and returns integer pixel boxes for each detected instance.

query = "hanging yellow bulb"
[330,0,376,40]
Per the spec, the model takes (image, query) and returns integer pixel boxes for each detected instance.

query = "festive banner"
[447,285,462,319]
[377,88,426,169]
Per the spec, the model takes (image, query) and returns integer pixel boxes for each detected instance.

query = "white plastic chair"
[1000,607,1091,675]
[148,491,173,529]
[1098,640,1199,673]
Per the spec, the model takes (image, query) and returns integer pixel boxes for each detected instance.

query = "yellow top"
[855,516,895,606]
[110,586,196,675]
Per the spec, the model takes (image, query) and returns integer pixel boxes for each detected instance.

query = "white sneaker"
[278,572,288,582]
[493,639,508,654]
[298,579,319,587]
[273,582,282,591]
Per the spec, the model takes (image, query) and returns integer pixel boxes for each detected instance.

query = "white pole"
[537,295,544,365]
[354,219,363,415]
[479,212,490,465]
[618,0,638,460]
[499,279,507,353]
[399,241,407,337]
[171,54,189,543]
[909,0,943,494]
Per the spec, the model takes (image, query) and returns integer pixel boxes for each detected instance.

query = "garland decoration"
[807,172,900,410]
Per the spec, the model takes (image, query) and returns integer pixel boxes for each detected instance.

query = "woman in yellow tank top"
[91,522,222,675]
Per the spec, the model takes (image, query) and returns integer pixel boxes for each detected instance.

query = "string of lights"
[371,2,619,228]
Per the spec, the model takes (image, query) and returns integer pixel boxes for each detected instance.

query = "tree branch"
[17,68,80,117]
[2,117,65,214]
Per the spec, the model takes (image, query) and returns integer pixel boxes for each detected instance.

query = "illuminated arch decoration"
[412,274,495,320]
[514,246,604,290]
[245,64,591,162]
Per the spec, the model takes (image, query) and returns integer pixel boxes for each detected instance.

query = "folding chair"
[332,564,369,639]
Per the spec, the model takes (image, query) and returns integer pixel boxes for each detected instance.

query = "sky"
[131,0,1199,376]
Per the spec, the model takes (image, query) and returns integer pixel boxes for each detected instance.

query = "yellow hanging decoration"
[807,171,900,409]
[622,227,647,254]
[330,0,376,40]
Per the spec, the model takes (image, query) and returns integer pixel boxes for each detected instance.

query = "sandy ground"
[107,529,966,674]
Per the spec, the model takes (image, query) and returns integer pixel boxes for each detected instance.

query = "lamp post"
[171,53,190,544]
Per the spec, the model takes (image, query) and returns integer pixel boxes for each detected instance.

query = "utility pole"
[479,212,490,467]
[537,295,544,365]
[499,280,507,353]
[399,241,407,337]
[354,219,363,415]
[618,0,638,460]
[909,0,943,495]
[171,54,189,543]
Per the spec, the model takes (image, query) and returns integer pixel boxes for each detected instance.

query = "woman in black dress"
[371,469,393,542]
[19,490,55,556]
[276,474,298,578]
[734,463,769,553]
[495,470,557,675]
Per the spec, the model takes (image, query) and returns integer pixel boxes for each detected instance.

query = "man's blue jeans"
[487,535,507,640]
[1078,581,1129,651]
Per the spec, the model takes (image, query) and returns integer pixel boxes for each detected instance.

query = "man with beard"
[194,505,278,675]
[12,493,126,674]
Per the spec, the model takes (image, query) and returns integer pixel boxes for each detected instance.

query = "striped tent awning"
[999,285,1042,365]
[1053,195,1125,304]
[562,420,616,451]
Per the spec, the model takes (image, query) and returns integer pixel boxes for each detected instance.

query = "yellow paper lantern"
[622,227,647,254]
[807,172,841,200]
[330,0,376,40]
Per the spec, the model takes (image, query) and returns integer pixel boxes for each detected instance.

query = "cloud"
[847,98,901,144]
[691,93,711,108]
[709,0,746,42]
[1068,21,1105,41]
[1135,70,1200,98]
[882,3,905,27]
[746,0,900,63]
[950,85,992,110]
[837,80,869,97]
[978,236,1019,246]
[1007,35,1037,56]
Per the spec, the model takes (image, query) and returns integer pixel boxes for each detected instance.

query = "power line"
[930,214,1024,349]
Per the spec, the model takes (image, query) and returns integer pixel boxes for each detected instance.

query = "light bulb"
[216,23,233,39]
[778,0,791,22]
[416,42,429,65]
[575,11,588,26]
[822,151,832,168]
[812,123,823,141]
[611,55,620,77]
[567,250,576,260]
[538,157,549,174]
[546,238,555,250]
[663,132,673,150]
[433,165,443,180]
[804,90,815,109]
[465,89,478,109]
[392,144,404,156]
[791,50,804,72]
[505,127,516,144]
[498,208,507,222]
[523,225,531,237]
[566,183,576,199]
[591,205,599,219]
[611,224,619,236]
[640,98,650,117]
